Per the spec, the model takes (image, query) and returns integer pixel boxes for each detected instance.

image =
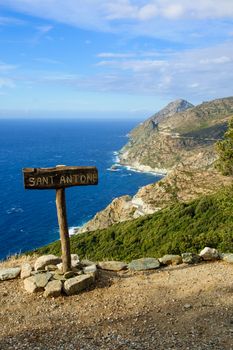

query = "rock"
[24,276,42,293]
[181,253,201,264]
[86,271,97,282]
[0,267,21,281]
[64,271,75,279]
[34,272,52,288]
[159,255,182,265]
[53,273,66,281]
[20,263,32,279]
[128,258,160,271]
[221,253,233,264]
[81,259,96,267]
[183,304,193,310]
[71,254,80,268]
[98,261,128,271]
[83,264,97,274]
[45,264,58,271]
[35,255,61,271]
[63,275,94,296]
[56,263,63,271]
[44,280,62,298]
[72,268,84,275]
[199,247,219,261]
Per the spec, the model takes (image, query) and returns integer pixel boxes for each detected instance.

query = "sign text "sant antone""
[23,166,98,190]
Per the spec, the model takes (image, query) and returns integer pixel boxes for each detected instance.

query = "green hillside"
[34,184,233,261]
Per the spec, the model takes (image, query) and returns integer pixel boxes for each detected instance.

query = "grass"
[33,184,233,262]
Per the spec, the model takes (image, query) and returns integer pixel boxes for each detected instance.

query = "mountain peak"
[151,99,194,122]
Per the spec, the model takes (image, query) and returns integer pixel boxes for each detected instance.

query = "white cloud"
[199,56,231,64]
[0,77,15,88]
[0,1,232,48]
[138,4,158,20]
[0,16,26,25]
[97,59,167,72]
[36,25,53,34]
[0,61,17,72]
[97,52,135,58]
[162,4,184,19]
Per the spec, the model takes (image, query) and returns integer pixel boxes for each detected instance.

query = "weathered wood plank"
[23,166,98,189]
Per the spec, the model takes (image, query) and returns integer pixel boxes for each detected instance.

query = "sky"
[0,0,233,117]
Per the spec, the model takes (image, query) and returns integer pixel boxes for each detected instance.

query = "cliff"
[75,97,233,234]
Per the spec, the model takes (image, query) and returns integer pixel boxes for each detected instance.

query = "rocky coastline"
[74,96,233,234]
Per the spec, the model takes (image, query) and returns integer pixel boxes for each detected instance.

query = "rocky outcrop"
[75,97,233,234]
[75,195,136,234]
[119,97,233,173]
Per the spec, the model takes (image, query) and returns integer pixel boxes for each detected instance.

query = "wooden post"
[55,188,71,273]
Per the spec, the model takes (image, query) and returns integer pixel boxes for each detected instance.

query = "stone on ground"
[199,247,219,261]
[45,264,58,271]
[71,254,80,268]
[64,271,75,279]
[20,263,32,279]
[181,253,201,264]
[24,276,42,293]
[98,261,127,271]
[63,275,94,296]
[83,264,97,274]
[128,258,160,271]
[221,253,233,264]
[44,280,62,298]
[35,255,61,271]
[34,272,52,288]
[159,255,182,265]
[0,267,21,281]
[81,259,96,266]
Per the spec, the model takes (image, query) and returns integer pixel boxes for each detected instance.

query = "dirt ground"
[0,257,233,350]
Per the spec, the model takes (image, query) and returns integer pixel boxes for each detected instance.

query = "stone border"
[0,247,232,298]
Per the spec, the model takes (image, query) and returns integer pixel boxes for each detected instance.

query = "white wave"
[6,207,24,214]
[68,227,77,236]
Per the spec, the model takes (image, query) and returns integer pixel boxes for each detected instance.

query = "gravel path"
[1,259,233,349]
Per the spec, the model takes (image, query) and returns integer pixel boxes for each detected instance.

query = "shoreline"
[112,150,168,176]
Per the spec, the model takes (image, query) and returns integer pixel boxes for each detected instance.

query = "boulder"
[83,264,97,274]
[64,271,75,279]
[34,272,52,288]
[159,255,182,265]
[98,261,127,271]
[44,280,62,298]
[221,253,233,264]
[53,273,66,281]
[0,267,21,281]
[63,275,94,296]
[20,263,32,279]
[35,255,61,271]
[128,258,160,271]
[181,253,202,264]
[199,247,219,261]
[56,263,63,271]
[45,265,58,271]
[71,254,80,268]
[24,276,42,293]
[81,259,96,267]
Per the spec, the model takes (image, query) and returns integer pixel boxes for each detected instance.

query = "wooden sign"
[23,165,98,273]
[23,166,98,189]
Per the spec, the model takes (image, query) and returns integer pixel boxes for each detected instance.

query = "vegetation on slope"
[34,185,233,262]
[215,118,233,176]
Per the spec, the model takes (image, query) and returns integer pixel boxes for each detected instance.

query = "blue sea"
[0,119,162,260]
